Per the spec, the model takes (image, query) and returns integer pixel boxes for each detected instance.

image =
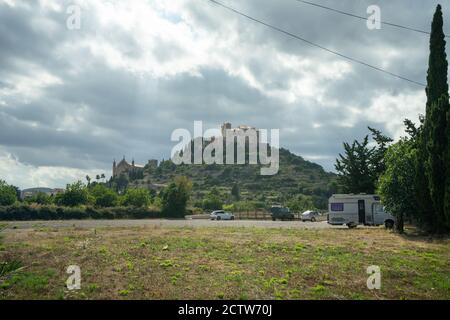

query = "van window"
[374,204,385,214]
[331,203,344,211]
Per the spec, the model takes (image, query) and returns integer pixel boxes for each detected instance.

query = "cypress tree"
[415,137,434,230]
[426,96,449,232]
[425,5,448,108]
[445,108,450,227]
[422,4,449,232]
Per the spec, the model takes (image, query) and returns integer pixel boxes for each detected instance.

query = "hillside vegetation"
[128,147,338,211]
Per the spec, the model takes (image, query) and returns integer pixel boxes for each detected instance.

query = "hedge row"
[0,205,163,221]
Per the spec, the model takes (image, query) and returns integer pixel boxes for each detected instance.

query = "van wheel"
[347,223,357,229]
[230,216,235,221]
[385,220,394,229]
[272,218,276,221]
[311,217,316,222]
[216,216,221,221]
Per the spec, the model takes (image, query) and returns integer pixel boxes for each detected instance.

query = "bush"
[0,204,162,221]
[89,184,118,207]
[161,177,192,218]
[56,181,89,207]
[0,180,17,206]
[202,197,223,211]
[121,188,151,207]
[25,192,52,205]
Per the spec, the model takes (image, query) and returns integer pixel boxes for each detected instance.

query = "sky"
[0,0,448,189]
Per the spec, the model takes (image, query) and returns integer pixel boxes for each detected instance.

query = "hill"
[124,146,338,211]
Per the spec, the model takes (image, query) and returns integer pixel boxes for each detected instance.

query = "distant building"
[20,187,65,200]
[112,157,160,178]
[147,159,159,169]
[112,157,145,178]
[220,122,260,141]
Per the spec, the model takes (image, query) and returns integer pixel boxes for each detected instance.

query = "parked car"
[270,206,294,221]
[301,210,320,222]
[210,210,235,221]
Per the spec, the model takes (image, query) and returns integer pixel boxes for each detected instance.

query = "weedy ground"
[0,225,448,300]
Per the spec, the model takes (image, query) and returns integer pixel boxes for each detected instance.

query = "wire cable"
[294,0,449,38]
[207,0,426,87]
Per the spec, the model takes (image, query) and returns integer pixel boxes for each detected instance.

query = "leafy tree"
[286,194,315,212]
[232,201,257,212]
[90,184,118,207]
[121,188,151,207]
[86,175,91,186]
[161,176,192,218]
[378,139,418,233]
[0,180,17,206]
[115,173,129,193]
[201,187,223,210]
[327,181,339,196]
[231,183,240,201]
[25,192,51,205]
[57,181,89,207]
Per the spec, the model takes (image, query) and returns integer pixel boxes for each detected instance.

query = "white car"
[210,210,235,221]
[301,210,320,222]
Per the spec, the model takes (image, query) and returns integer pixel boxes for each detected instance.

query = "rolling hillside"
[128,146,338,210]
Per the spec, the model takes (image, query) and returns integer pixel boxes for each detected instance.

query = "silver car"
[301,210,320,222]
[210,210,235,221]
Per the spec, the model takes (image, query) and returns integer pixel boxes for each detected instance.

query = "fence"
[234,210,272,220]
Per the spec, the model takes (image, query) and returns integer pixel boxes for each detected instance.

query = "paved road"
[1,219,346,230]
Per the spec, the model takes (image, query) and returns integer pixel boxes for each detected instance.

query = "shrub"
[25,192,51,205]
[121,188,151,208]
[161,177,192,218]
[0,180,17,206]
[0,204,162,221]
[89,184,118,208]
[56,181,89,207]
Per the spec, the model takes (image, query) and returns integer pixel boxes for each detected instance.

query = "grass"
[0,225,449,300]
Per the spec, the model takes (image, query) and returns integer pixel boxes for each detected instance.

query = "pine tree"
[422,4,450,233]
[335,136,376,194]
[368,127,393,178]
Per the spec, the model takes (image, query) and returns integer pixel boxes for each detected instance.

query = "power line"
[295,0,449,38]
[206,0,426,87]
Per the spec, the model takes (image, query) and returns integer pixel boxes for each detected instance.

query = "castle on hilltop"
[221,122,259,137]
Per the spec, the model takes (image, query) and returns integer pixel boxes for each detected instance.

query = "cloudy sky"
[0,0,448,189]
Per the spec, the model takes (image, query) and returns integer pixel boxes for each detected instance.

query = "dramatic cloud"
[0,0,447,188]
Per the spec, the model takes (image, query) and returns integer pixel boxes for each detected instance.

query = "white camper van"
[328,194,395,229]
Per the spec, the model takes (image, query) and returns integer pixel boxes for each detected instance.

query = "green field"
[0,225,449,300]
